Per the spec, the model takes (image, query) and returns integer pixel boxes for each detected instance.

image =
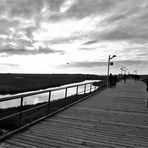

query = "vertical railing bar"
[47,91,51,114]
[19,97,23,126]
[65,87,68,98]
[84,84,86,94]
[91,85,93,92]
[90,84,92,93]
[76,85,79,95]
[64,87,68,106]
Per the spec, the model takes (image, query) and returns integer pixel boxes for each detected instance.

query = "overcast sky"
[0,0,148,74]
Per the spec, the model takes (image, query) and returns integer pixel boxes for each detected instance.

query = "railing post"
[95,86,97,91]
[65,88,68,98]
[47,91,51,114]
[19,97,23,126]
[90,84,92,93]
[76,85,79,95]
[84,84,86,94]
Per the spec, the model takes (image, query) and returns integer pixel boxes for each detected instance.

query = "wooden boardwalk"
[1,80,148,148]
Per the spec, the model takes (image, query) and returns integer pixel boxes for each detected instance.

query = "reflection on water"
[0,80,100,109]
[0,99,20,109]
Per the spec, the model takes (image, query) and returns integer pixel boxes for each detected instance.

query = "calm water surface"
[0,80,100,109]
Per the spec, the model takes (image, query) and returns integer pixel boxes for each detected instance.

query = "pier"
[1,79,148,147]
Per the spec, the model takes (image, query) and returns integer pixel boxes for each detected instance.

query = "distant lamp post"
[121,66,128,74]
[120,66,124,75]
[123,68,128,74]
[107,55,116,87]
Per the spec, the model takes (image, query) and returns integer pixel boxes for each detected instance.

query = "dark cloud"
[15,39,33,48]
[48,13,63,22]
[79,47,93,50]
[121,46,148,53]
[46,0,65,12]
[37,47,64,54]
[24,26,36,39]
[0,63,19,67]
[89,25,148,43]
[0,18,19,28]
[137,52,148,56]
[63,60,148,68]
[49,34,84,44]
[105,14,127,23]
[65,0,117,19]
[102,2,145,24]
[8,0,43,19]
[0,0,119,21]
[0,19,19,35]
[84,0,148,44]
[0,47,63,56]
[0,38,33,50]
[0,48,30,55]
[82,40,98,45]
[98,28,135,41]
[0,0,65,21]
[115,60,148,66]
[69,61,107,68]
[49,37,73,44]
[46,0,121,21]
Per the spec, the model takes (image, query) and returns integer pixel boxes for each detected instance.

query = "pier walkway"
[1,79,148,147]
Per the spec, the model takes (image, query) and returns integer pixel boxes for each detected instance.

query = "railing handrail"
[0,80,102,102]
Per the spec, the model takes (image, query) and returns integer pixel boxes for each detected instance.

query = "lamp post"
[120,66,124,75]
[107,55,116,87]
[124,68,128,74]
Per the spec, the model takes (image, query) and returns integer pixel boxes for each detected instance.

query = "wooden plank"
[10,132,82,147]
[3,140,37,148]
[23,129,122,148]
[24,115,148,147]
[26,124,148,147]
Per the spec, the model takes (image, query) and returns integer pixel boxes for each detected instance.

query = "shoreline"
[0,73,105,95]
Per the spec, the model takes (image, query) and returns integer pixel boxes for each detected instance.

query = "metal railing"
[0,80,106,138]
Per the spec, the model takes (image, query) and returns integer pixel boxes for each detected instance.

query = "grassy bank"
[0,73,105,95]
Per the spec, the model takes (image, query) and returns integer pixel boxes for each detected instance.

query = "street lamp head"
[110,55,117,60]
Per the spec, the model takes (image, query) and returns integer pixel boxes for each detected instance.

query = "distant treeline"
[0,73,106,95]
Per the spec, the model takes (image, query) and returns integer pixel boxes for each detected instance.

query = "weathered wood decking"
[1,80,148,147]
